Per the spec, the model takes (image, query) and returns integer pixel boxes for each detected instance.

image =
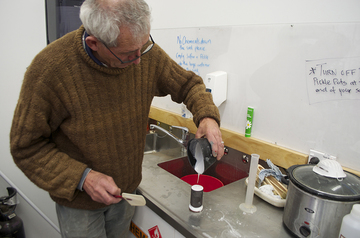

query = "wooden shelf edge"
[149,106,360,176]
[149,106,198,132]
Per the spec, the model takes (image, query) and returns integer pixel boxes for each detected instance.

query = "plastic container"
[245,107,254,137]
[189,185,203,212]
[245,178,286,207]
[338,204,360,238]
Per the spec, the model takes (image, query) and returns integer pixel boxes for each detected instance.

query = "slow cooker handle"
[281,175,289,185]
[309,157,320,165]
[281,165,298,186]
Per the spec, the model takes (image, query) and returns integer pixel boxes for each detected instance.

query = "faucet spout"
[149,124,189,148]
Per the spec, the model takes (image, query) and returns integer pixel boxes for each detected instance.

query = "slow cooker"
[283,164,360,238]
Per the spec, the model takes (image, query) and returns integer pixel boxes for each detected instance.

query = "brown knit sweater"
[10,26,220,210]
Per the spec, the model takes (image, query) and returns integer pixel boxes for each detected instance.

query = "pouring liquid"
[194,143,205,184]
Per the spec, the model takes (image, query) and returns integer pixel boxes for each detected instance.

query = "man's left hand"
[195,117,224,160]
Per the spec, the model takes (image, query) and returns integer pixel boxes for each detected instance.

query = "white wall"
[146,0,360,171]
[147,0,360,29]
[1,0,360,237]
[0,1,60,237]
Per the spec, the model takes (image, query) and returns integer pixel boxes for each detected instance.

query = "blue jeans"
[56,200,135,238]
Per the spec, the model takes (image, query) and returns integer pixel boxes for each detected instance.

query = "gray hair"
[80,0,151,47]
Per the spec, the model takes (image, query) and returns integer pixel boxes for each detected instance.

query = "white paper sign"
[306,57,360,104]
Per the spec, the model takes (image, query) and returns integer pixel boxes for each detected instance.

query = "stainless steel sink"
[144,132,183,154]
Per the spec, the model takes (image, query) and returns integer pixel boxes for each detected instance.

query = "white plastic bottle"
[338,204,360,238]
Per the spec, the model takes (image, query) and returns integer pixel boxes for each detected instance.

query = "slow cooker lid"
[291,165,360,199]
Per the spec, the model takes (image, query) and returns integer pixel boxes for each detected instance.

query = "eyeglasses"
[103,34,155,64]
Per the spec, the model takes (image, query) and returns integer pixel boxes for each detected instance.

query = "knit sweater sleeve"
[10,55,87,202]
[151,45,220,127]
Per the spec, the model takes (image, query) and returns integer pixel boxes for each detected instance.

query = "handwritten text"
[175,35,211,75]
[306,58,360,103]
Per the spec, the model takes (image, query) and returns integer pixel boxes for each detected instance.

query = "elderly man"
[10,0,224,237]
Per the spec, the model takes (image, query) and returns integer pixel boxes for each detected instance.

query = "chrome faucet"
[149,124,189,148]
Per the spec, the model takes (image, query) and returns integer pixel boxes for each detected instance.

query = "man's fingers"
[83,170,122,205]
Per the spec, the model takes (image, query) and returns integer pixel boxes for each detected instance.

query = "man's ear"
[85,35,101,51]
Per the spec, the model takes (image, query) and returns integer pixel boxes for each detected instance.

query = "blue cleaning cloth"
[266,159,284,180]
[258,159,285,187]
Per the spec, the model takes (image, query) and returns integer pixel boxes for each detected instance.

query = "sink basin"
[158,147,250,192]
[144,132,182,154]
[144,131,251,192]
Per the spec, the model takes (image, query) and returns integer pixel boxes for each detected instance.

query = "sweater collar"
[82,31,108,67]
[75,26,133,75]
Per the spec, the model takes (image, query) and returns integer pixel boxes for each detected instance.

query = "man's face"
[95,27,150,68]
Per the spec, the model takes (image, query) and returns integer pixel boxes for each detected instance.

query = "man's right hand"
[83,170,122,205]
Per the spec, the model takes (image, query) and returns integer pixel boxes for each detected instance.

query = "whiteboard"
[151,23,360,171]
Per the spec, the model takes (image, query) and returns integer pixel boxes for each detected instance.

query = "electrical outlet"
[308,149,336,164]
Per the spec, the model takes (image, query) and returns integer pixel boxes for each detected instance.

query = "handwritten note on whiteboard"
[175,35,212,75]
[306,57,360,104]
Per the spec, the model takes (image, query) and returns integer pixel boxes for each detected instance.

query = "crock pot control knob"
[299,226,311,237]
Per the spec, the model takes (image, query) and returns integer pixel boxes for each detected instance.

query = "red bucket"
[181,174,224,192]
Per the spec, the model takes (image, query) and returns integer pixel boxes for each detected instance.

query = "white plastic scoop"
[113,193,146,206]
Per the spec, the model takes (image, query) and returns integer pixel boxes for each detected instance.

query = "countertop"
[137,148,294,238]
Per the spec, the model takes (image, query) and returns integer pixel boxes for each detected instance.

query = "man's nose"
[129,50,141,64]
